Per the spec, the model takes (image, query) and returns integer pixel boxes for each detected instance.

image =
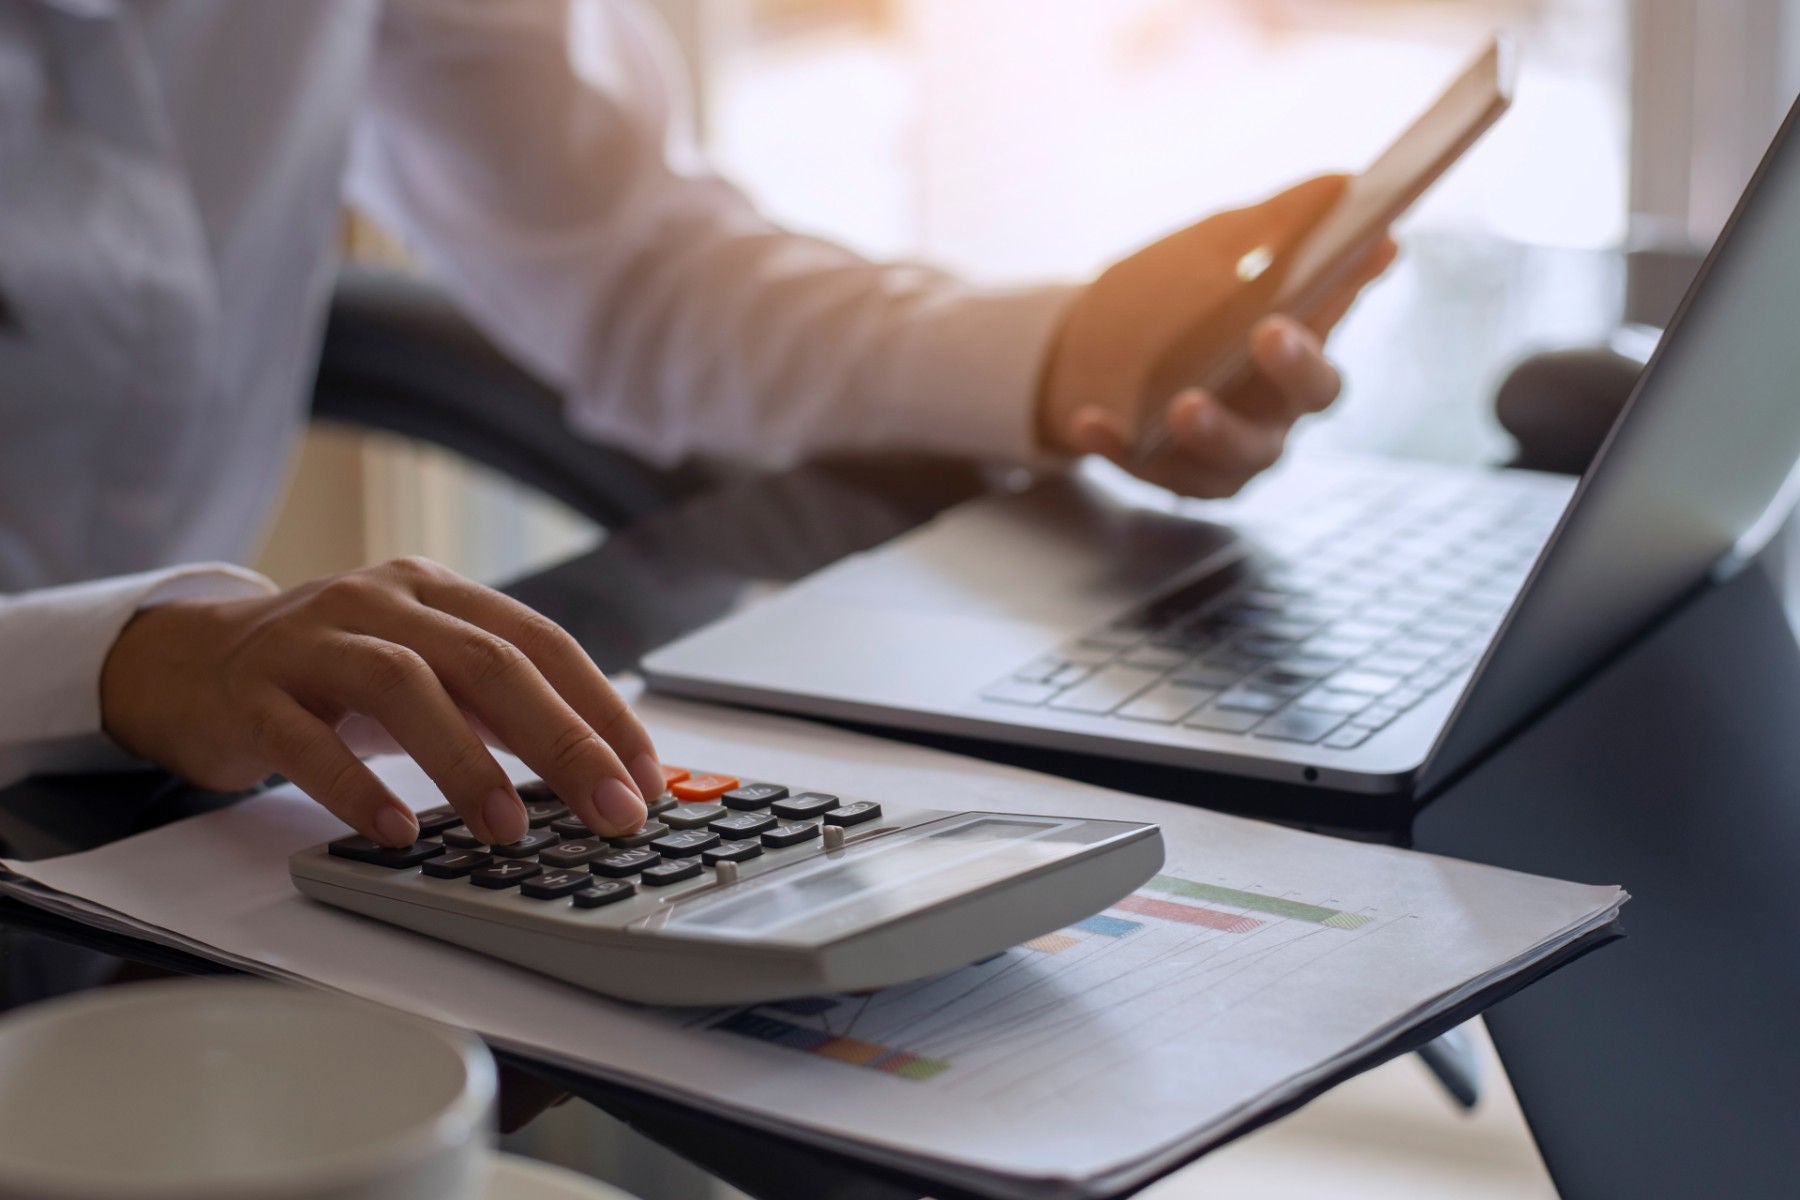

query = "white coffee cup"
[0,978,495,1200]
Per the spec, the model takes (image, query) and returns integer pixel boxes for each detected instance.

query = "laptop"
[645,93,1800,803]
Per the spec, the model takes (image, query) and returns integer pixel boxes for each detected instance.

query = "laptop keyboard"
[980,477,1565,749]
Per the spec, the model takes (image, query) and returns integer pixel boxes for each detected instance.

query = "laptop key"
[1169,664,1243,690]
[1120,645,1189,671]
[1296,688,1371,716]
[981,678,1062,707]
[1048,665,1166,715]
[1325,670,1404,696]
[1324,726,1375,749]
[1214,688,1286,714]
[1255,707,1346,744]
[1185,707,1265,733]
[1116,682,1217,724]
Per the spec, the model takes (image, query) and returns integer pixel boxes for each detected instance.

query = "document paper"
[0,695,1624,1199]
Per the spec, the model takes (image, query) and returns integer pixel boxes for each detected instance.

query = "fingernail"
[629,755,664,806]
[593,777,647,835]
[1278,324,1306,363]
[1187,397,1217,438]
[374,805,417,848]
[482,789,524,845]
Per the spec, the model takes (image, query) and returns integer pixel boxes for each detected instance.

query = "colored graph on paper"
[688,869,1394,1103]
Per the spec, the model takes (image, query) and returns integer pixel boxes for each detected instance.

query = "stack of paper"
[0,695,1624,1200]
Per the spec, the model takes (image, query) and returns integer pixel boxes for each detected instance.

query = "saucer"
[486,1151,638,1199]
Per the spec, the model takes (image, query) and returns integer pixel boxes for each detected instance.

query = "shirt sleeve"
[0,565,277,789]
[346,0,1076,469]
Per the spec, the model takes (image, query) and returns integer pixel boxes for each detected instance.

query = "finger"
[300,635,528,845]
[1305,237,1400,338]
[246,693,419,847]
[1162,389,1289,489]
[361,579,651,837]
[1197,174,1350,255]
[410,571,662,807]
[1249,317,1342,416]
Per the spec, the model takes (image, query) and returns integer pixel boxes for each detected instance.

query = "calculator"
[289,767,1163,1005]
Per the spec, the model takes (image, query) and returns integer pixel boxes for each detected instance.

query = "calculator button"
[539,838,609,869]
[703,839,764,866]
[722,783,788,810]
[606,821,669,849]
[328,837,443,868]
[661,805,727,831]
[421,849,493,878]
[591,848,660,878]
[661,765,692,787]
[549,816,591,839]
[489,829,560,858]
[647,795,679,817]
[710,812,776,838]
[824,801,882,827]
[670,774,739,803]
[413,806,463,838]
[440,825,485,849]
[641,859,703,887]
[522,798,569,827]
[761,822,820,848]
[651,829,722,858]
[771,793,838,820]
[573,880,635,908]
[470,861,541,889]
[521,869,591,900]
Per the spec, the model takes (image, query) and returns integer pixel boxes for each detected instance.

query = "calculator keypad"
[322,770,896,917]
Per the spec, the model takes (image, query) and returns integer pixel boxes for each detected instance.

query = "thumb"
[1203,173,1350,262]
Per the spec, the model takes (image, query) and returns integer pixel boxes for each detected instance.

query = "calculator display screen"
[668,817,1074,937]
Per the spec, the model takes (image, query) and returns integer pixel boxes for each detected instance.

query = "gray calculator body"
[291,800,1162,1006]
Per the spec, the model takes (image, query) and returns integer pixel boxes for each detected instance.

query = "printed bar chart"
[1146,874,1373,928]
[1115,893,1263,933]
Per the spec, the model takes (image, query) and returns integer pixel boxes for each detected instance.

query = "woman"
[0,0,1391,847]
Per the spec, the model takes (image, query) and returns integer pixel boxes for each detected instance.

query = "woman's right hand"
[99,557,663,848]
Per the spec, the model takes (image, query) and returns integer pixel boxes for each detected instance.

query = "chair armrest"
[310,266,709,530]
[1495,346,1645,476]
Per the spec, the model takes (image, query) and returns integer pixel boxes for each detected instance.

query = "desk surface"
[4,454,1797,1199]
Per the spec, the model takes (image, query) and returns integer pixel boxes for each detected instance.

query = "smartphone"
[1133,35,1515,461]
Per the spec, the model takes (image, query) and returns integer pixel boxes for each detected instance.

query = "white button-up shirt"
[0,0,1072,787]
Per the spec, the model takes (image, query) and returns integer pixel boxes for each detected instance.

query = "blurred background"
[273,0,1800,594]
[270,3,1800,1195]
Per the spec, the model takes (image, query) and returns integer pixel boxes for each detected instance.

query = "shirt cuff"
[866,283,1080,465]
[0,564,277,759]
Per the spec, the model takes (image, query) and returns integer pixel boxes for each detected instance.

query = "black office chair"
[311,265,714,533]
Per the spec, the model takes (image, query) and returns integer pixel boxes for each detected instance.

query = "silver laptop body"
[646,94,1800,801]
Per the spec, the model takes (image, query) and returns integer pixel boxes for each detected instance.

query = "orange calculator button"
[670,773,739,802]
[661,765,692,788]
